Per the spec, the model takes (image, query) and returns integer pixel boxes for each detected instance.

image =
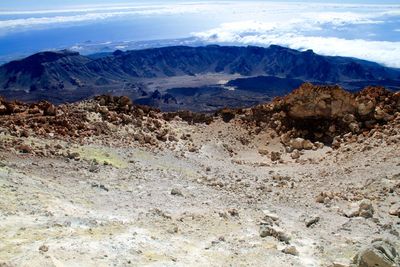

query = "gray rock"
[285,146,294,153]
[67,152,80,160]
[306,216,320,228]
[389,204,400,217]
[282,246,299,256]
[262,210,280,222]
[39,245,49,253]
[228,209,239,217]
[343,203,361,218]
[359,199,374,219]
[171,188,183,196]
[260,225,290,243]
[353,239,400,267]
[343,200,374,218]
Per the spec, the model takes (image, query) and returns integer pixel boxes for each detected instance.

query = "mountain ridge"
[1,45,399,109]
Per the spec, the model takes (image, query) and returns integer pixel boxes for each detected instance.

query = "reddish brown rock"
[44,104,57,116]
[16,144,32,154]
[270,151,281,162]
[283,83,356,119]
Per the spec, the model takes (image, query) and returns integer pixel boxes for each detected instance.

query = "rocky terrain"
[0,83,399,267]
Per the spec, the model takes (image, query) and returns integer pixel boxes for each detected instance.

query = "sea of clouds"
[193,7,400,68]
[0,1,399,67]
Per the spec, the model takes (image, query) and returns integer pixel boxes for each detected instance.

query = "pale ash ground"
[0,119,399,267]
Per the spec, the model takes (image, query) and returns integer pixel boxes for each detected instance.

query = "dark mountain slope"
[0,45,399,108]
[0,50,93,92]
[84,45,400,81]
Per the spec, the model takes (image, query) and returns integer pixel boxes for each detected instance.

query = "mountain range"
[1,45,399,111]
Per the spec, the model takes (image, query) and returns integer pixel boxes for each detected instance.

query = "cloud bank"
[0,2,397,31]
[0,3,216,30]
[1,1,399,67]
[191,4,400,68]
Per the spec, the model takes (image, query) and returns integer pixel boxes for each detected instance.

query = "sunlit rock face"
[283,83,356,119]
[282,83,399,121]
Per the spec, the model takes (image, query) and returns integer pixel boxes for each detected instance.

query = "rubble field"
[0,84,399,267]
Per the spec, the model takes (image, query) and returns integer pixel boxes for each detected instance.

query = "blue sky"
[1,0,400,10]
[0,0,399,67]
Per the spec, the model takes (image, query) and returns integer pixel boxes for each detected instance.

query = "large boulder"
[270,83,400,145]
[281,83,399,124]
[353,239,400,267]
[343,199,374,219]
[283,83,356,119]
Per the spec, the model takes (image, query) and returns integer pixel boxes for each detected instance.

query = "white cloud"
[0,13,115,28]
[0,4,159,15]
[0,1,396,31]
[70,45,83,50]
[0,3,218,30]
[300,12,384,26]
[0,2,218,15]
[193,20,400,68]
[189,2,400,68]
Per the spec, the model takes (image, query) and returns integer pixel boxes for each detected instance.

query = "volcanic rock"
[171,188,183,197]
[16,145,32,154]
[270,152,281,162]
[389,204,400,217]
[283,83,356,119]
[260,224,290,243]
[43,103,57,116]
[282,246,299,256]
[353,239,400,267]
[359,199,374,219]
[291,150,301,159]
[343,199,374,218]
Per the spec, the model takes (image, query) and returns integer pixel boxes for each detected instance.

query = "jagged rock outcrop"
[238,83,400,146]
[281,83,399,123]
[283,83,356,119]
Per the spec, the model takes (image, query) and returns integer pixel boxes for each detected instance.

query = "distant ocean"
[0,1,399,67]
